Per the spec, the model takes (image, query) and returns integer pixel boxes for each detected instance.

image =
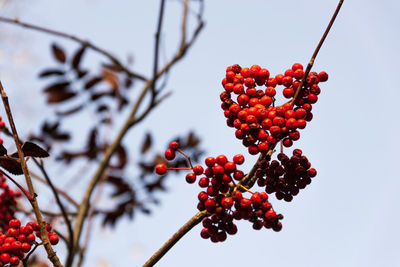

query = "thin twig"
[291,0,344,105]
[1,170,33,201]
[151,0,167,99]
[143,210,208,267]
[0,17,147,82]
[33,158,74,260]
[0,81,63,267]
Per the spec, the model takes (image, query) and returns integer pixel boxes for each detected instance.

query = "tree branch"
[143,210,208,267]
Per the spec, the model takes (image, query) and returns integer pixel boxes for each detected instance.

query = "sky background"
[1,0,400,266]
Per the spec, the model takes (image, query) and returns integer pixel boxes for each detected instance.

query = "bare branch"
[143,210,208,267]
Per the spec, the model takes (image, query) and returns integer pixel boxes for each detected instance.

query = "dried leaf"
[109,144,127,169]
[55,104,84,116]
[51,43,67,63]
[97,104,109,112]
[0,144,7,156]
[47,90,77,104]
[141,133,152,154]
[0,157,23,175]
[77,69,88,79]
[43,81,70,93]
[102,68,119,90]
[39,69,65,78]
[21,142,49,158]
[84,77,102,89]
[71,45,87,70]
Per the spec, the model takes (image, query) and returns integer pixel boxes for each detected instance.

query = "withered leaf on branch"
[47,90,77,104]
[97,104,109,112]
[0,144,7,156]
[51,43,67,63]
[102,68,119,91]
[0,157,23,175]
[71,45,87,70]
[84,77,102,90]
[76,69,88,79]
[55,104,84,116]
[141,133,152,154]
[43,81,70,93]
[108,144,127,169]
[102,199,137,228]
[42,121,71,141]
[38,69,65,78]
[21,142,49,158]
[105,175,134,197]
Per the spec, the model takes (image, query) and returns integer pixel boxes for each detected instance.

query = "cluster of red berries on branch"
[220,63,328,155]
[255,149,317,202]
[155,142,283,243]
[0,175,21,232]
[0,219,59,266]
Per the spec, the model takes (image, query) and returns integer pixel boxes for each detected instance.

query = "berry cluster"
[0,175,21,232]
[155,142,283,243]
[199,190,283,243]
[0,219,59,266]
[220,64,328,154]
[256,149,317,202]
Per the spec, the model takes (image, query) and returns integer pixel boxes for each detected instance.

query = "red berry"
[232,191,243,202]
[232,154,245,165]
[49,233,59,245]
[155,164,167,175]
[21,242,31,253]
[318,71,328,82]
[193,165,204,175]
[164,149,176,160]
[185,173,196,184]
[233,170,244,181]
[292,63,303,71]
[0,253,10,264]
[8,219,20,229]
[216,155,228,166]
[169,141,179,150]
[221,197,233,209]
[205,157,216,167]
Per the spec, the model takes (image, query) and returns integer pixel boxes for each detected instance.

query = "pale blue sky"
[1,1,400,266]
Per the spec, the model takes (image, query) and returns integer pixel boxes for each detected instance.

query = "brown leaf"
[43,81,70,93]
[55,104,84,116]
[84,77,102,90]
[0,143,7,156]
[71,45,87,70]
[51,43,67,63]
[39,69,65,78]
[141,133,152,154]
[102,68,119,91]
[109,144,127,169]
[0,157,23,175]
[47,90,77,104]
[21,141,49,158]
[97,104,109,112]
